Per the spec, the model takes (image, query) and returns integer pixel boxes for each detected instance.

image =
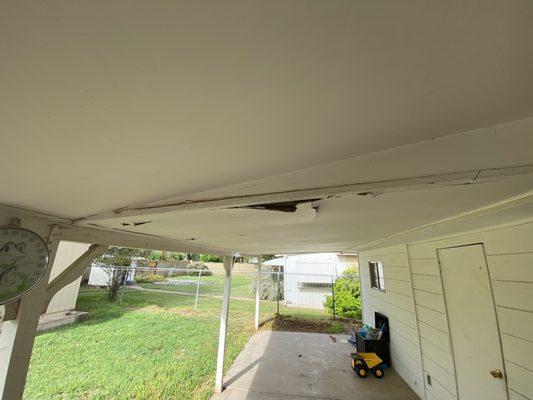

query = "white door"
[437,244,508,400]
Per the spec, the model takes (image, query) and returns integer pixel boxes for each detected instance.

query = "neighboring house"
[88,260,139,286]
[265,253,357,309]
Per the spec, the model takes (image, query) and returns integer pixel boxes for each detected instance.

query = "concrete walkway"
[212,331,419,400]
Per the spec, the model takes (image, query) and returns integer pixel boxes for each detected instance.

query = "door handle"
[490,369,504,379]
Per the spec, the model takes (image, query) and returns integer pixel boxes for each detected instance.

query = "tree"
[253,266,284,301]
[185,253,200,261]
[198,254,223,263]
[96,247,147,302]
[145,250,184,261]
[324,267,361,319]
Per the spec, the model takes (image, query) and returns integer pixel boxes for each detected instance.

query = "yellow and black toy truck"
[351,352,385,379]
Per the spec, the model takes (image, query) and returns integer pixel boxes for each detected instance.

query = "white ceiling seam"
[354,191,533,251]
[81,174,533,254]
[77,164,533,223]
[0,203,231,255]
[136,117,533,210]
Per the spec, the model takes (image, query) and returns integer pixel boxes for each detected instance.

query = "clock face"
[0,227,49,305]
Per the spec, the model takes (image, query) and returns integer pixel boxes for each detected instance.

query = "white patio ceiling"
[1,1,533,254]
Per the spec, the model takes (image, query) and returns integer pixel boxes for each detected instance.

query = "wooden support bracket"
[43,244,107,312]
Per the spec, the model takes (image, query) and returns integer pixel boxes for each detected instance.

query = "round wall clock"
[0,227,50,305]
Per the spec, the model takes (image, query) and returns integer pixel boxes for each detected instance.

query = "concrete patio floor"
[212,331,419,400]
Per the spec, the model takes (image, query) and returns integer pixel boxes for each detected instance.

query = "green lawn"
[141,274,256,298]
[25,288,332,399]
[25,291,254,400]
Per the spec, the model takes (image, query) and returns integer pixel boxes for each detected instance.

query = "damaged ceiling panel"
[74,120,533,254]
[2,1,533,254]
[85,173,533,254]
[230,199,322,213]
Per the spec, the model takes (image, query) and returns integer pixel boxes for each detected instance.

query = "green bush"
[186,262,213,276]
[324,267,361,319]
[147,251,185,261]
[136,274,167,284]
[199,254,223,263]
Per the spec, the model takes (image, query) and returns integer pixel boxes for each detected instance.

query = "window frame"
[369,261,386,292]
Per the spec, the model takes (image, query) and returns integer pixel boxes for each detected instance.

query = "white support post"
[194,269,202,310]
[0,227,60,400]
[215,255,233,393]
[254,257,262,330]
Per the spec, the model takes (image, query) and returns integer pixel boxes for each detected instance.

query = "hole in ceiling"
[133,221,152,227]
[230,198,322,213]
[122,221,152,227]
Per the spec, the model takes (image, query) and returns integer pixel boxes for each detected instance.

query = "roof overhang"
[1,1,532,253]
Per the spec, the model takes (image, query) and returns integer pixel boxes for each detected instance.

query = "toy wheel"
[356,367,368,378]
[372,366,384,379]
[351,359,356,370]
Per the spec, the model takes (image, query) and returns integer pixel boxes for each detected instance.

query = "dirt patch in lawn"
[260,315,360,334]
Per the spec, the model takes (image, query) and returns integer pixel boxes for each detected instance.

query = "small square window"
[369,261,385,291]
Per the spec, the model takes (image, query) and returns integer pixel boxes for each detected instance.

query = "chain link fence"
[81,263,361,323]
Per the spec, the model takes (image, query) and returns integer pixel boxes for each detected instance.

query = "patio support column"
[254,257,262,330]
[215,255,233,393]
[0,228,60,400]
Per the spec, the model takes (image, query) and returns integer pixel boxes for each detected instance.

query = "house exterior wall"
[284,253,356,309]
[359,245,424,398]
[46,241,90,314]
[359,220,533,400]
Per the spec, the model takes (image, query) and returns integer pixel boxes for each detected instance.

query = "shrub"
[324,267,361,319]
[136,274,167,284]
[199,254,223,263]
[186,262,213,276]
[254,267,284,301]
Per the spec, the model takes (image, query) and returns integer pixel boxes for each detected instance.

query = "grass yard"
[25,288,339,400]
[25,291,254,400]
[141,274,256,298]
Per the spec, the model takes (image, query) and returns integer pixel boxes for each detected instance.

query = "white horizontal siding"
[422,355,456,395]
[510,388,530,400]
[414,289,446,314]
[416,306,448,333]
[406,221,533,400]
[412,275,443,294]
[493,281,533,311]
[505,362,533,399]
[359,245,424,398]
[497,308,533,342]
[360,221,533,399]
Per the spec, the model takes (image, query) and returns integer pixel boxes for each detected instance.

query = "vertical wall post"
[254,257,262,330]
[215,255,233,393]
[0,227,60,400]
